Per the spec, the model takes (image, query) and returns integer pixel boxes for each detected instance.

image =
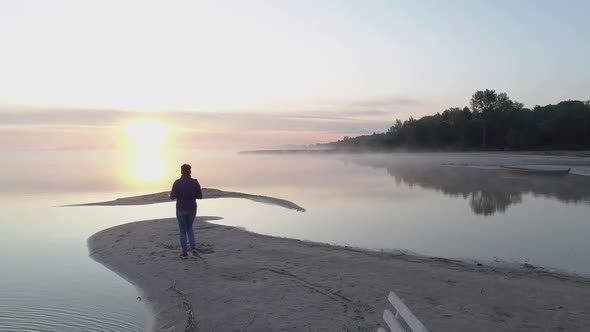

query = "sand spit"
[89,218,590,332]
[66,188,305,212]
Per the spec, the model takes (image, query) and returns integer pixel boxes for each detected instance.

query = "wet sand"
[86,189,590,331]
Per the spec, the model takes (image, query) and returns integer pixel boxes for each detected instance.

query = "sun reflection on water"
[130,156,166,182]
[120,119,172,186]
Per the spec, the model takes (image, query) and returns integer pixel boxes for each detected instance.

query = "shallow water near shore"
[1,149,590,330]
[0,193,148,331]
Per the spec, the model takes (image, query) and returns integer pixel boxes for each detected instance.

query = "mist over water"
[2,149,590,330]
[214,152,590,273]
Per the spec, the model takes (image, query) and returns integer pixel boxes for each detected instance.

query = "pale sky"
[1,0,589,148]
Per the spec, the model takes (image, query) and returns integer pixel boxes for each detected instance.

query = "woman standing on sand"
[170,164,203,257]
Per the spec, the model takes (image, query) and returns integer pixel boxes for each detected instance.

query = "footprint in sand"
[192,244,215,254]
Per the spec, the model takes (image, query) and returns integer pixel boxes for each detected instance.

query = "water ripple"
[0,303,143,332]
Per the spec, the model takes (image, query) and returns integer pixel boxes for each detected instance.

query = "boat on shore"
[500,166,571,175]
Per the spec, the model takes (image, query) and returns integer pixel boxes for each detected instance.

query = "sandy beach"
[86,190,590,331]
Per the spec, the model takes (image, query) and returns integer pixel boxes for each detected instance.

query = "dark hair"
[181,164,191,175]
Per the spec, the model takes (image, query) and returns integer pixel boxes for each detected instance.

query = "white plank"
[377,328,388,332]
[388,291,429,332]
[383,309,407,332]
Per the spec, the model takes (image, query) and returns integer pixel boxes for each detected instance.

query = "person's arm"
[170,181,178,200]
[195,179,203,199]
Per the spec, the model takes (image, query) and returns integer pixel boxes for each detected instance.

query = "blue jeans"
[176,209,196,254]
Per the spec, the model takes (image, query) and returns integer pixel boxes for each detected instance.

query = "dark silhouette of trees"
[328,90,590,151]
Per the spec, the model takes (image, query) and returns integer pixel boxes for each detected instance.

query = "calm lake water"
[1,149,590,330]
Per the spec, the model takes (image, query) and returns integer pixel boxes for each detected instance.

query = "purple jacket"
[170,175,203,210]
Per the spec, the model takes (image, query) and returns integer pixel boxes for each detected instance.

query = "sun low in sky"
[123,120,170,151]
[122,119,171,183]
[1,1,589,153]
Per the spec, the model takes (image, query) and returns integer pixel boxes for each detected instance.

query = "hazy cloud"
[0,99,428,150]
[304,95,422,111]
[348,96,421,108]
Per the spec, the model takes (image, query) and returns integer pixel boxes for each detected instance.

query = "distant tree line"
[327,90,590,151]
